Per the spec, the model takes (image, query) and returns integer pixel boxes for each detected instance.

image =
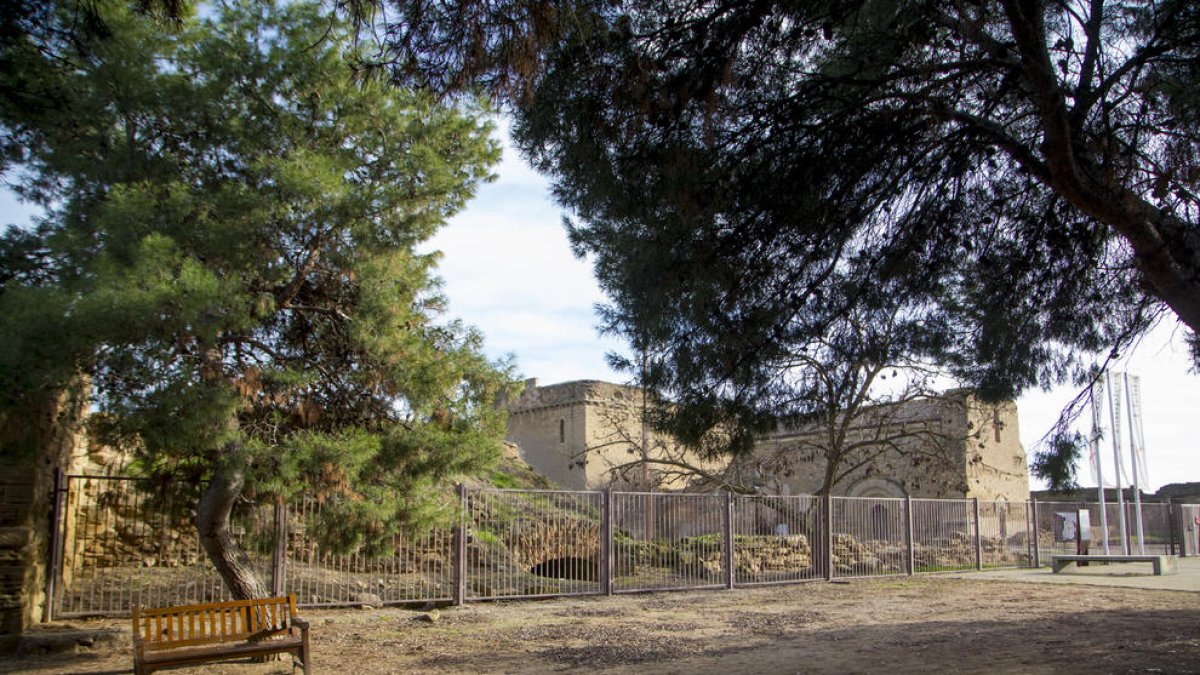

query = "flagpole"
[1090,379,1110,555]
[1105,370,1130,555]
[1124,372,1146,555]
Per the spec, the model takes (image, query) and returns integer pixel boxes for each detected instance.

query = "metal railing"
[1034,500,1175,556]
[52,474,272,616]
[465,488,603,600]
[1183,504,1200,557]
[830,497,908,578]
[282,497,455,607]
[611,491,728,593]
[47,476,1191,619]
[732,495,822,585]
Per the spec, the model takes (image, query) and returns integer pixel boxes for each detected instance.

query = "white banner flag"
[1127,374,1149,486]
[1107,373,1125,484]
[1089,379,1106,486]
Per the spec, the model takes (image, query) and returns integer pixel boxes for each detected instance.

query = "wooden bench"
[132,595,311,675]
[1050,554,1176,575]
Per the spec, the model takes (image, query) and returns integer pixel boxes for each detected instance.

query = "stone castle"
[505,379,1031,502]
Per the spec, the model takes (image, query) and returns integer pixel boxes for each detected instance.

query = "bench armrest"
[291,617,310,631]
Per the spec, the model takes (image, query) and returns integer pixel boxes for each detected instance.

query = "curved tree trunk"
[196,448,270,600]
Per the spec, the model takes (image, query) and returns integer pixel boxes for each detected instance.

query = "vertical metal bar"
[823,494,833,581]
[1030,499,1040,567]
[44,469,65,622]
[1167,499,1177,556]
[272,501,287,597]
[601,489,612,596]
[904,495,914,576]
[453,484,468,606]
[723,491,734,589]
[972,498,983,571]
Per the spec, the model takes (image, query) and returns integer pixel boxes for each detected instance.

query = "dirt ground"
[3,576,1199,674]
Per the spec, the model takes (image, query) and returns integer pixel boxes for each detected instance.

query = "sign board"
[1076,509,1091,542]
[1054,512,1077,542]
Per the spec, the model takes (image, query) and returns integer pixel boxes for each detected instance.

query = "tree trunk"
[196,448,270,600]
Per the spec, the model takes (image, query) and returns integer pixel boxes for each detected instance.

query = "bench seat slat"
[142,635,304,665]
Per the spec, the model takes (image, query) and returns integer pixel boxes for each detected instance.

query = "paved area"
[950,555,1200,592]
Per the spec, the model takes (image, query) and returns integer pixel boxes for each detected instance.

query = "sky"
[427,121,1200,495]
[3,120,1196,494]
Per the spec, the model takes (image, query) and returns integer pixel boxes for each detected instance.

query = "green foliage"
[366,0,1200,472]
[1032,431,1085,493]
[0,1,516,550]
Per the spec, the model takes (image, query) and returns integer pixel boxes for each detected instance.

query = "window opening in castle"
[559,418,565,443]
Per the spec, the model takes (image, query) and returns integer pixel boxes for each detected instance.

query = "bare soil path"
[4,577,1198,674]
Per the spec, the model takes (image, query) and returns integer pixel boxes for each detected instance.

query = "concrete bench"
[1050,554,1176,575]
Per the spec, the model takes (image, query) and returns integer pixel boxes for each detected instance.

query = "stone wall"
[0,379,92,652]
[752,391,1030,501]
[508,381,1031,503]
[0,479,36,652]
[506,379,698,490]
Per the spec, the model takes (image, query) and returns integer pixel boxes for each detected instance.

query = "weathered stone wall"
[962,399,1030,502]
[505,379,592,490]
[0,379,92,651]
[508,380,732,491]
[506,379,696,490]
[0,479,36,652]
[753,391,1030,501]
[507,381,1030,502]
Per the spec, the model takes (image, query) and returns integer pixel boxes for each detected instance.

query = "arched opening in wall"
[529,556,597,581]
[559,418,565,444]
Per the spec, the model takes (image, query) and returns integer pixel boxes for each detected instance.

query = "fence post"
[972,498,983,571]
[1030,498,1040,567]
[723,491,735,590]
[44,468,65,622]
[601,488,612,596]
[823,494,834,581]
[271,501,287,597]
[1166,498,1176,556]
[904,495,915,576]
[453,483,468,606]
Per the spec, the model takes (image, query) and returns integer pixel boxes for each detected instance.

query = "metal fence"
[50,474,275,616]
[47,475,1192,619]
[1179,504,1199,557]
[732,495,822,584]
[611,491,727,593]
[1034,500,1176,556]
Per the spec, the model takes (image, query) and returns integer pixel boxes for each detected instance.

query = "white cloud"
[428,121,626,386]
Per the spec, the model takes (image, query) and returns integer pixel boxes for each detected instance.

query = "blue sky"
[3,120,1197,493]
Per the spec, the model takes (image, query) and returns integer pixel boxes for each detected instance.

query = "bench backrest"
[132,595,298,651]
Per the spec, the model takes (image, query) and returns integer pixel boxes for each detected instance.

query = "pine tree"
[0,1,513,598]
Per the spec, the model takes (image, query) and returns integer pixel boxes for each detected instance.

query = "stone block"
[2,484,34,505]
[0,505,28,527]
[0,528,32,550]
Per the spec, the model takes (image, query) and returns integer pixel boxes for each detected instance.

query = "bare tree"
[578,309,1001,498]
